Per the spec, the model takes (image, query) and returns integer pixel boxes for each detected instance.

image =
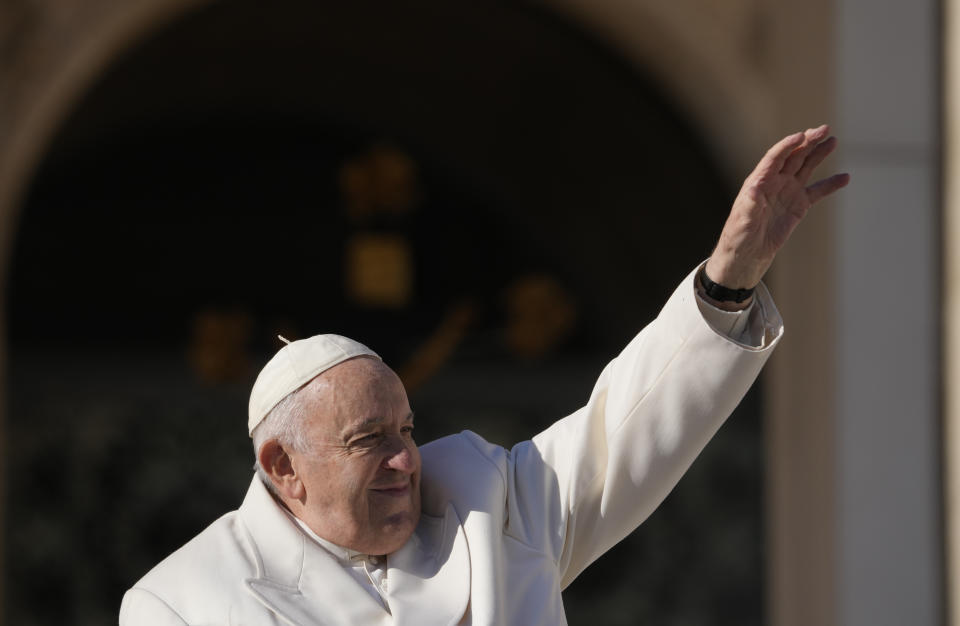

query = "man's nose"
[382,437,417,473]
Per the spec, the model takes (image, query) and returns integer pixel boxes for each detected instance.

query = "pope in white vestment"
[119,126,849,625]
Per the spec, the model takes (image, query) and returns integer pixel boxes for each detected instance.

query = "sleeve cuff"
[696,295,753,338]
[689,261,783,349]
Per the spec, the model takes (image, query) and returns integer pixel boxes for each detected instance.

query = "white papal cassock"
[119,263,782,626]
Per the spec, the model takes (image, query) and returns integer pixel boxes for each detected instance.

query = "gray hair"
[251,383,313,497]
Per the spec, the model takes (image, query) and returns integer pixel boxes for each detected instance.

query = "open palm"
[705,125,851,291]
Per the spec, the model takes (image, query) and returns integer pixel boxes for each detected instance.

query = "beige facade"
[0,1,943,624]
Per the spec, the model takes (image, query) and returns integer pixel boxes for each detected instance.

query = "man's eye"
[401,425,415,435]
[354,433,381,445]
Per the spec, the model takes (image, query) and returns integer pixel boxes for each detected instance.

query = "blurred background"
[0,0,946,624]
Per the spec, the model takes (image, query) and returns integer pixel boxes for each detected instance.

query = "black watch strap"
[699,269,755,303]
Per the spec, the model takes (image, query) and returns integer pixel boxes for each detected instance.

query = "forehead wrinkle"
[298,356,409,439]
[346,415,386,433]
[342,411,414,439]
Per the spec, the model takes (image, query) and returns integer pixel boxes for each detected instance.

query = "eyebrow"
[342,412,415,441]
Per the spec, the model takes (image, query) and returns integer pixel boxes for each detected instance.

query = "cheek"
[304,458,361,505]
[341,457,381,499]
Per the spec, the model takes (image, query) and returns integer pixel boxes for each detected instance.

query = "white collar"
[285,510,384,565]
[239,476,470,625]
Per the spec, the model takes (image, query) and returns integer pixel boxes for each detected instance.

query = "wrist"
[704,251,767,291]
[698,266,755,311]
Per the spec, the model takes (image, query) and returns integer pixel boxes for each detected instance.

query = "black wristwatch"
[698,269,755,303]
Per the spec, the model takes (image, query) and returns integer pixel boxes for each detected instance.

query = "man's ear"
[258,440,305,501]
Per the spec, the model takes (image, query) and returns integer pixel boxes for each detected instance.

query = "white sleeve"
[119,588,190,626]
[502,264,783,588]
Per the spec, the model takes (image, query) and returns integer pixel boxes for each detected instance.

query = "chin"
[383,514,420,552]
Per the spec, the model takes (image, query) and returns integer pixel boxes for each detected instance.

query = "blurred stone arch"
[0,1,779,624]
[0,0,777,253]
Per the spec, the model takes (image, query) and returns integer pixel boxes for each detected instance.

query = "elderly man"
[120,127,848,625]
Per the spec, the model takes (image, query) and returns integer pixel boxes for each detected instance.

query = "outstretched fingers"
[756,131,806,178]
[796,135,838,184]
[782,125,830,176]
[806,172,851,205]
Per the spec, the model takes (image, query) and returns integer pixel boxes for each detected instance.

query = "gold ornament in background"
[339,144,420,219]
[398,299,477,393]
[188,310,254,383]
[502,274,577,359]
[345,233,414,309]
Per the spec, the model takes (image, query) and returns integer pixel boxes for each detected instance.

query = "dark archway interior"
[6,1,762,624]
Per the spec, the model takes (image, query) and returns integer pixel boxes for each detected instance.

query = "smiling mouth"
[371,484,411,496]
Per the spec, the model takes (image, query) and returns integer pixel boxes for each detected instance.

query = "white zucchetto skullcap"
[247,334,379,434]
